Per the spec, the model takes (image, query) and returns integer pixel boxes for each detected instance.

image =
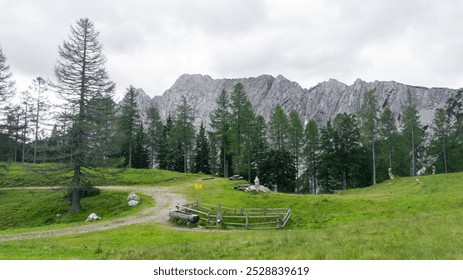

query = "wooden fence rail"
[175,202,291,230]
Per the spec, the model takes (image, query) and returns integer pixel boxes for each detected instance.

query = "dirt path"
[0,186,187,241]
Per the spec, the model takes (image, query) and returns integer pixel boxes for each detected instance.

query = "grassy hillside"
[0,163,203,188]
[1,164,463,259]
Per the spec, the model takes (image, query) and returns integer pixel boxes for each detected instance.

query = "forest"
[1,18,463,207]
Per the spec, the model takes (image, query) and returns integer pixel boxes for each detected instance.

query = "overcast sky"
[1,0,463,99]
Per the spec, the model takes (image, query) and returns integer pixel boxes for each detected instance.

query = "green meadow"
[1,163,463,259]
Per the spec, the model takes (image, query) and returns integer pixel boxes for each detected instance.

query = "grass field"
[1,163,463,259]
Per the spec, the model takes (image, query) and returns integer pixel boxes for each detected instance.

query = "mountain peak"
[145,74,458,131]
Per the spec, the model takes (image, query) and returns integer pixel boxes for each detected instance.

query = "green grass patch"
[0,163,205,188]
[2,163,463,260]
[0,188,153,231]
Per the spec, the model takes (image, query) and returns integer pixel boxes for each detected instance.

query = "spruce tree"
[118,85,141,168]
[29,77,50,163]
[379,107,396,170]
[146,106,163,169]
[209,89,231,177]
[429,108,451,173]
[0,45,15,164]
[53,18,115,211]
[230,83,254,177]
[359,90,379,185]
[193,122,211,174]
[402,105,423,176]
[303,119,319,194]
[0,45,14,106]
[269,105,289,150]
[288,110,304,187]
[173,95,195,173]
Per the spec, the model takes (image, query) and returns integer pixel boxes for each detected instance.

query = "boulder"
[127,192,140,206]
[257,186,271,193]
[245,185,257,192]
[85,213,101,222]
[127,192,140,202]
[128,200,139,207]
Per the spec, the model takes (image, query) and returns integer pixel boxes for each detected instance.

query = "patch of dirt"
[0,186,187,241]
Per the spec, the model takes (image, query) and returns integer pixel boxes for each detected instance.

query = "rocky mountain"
[135,74,460,131]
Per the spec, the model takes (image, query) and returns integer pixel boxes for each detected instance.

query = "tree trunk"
[71,165,82,212]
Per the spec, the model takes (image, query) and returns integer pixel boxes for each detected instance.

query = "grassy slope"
[1,163,463,259]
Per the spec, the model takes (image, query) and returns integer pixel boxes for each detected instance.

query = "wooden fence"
[175,202,291,230]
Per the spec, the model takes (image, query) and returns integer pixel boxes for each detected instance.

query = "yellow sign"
[195,183,203,189]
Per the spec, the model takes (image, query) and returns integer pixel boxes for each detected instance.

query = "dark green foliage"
[146,107,163,168]
[249,115,268,181]
[118,85,142,168]
[193,122,211,174]
[288,110,304,185]
[402,105,424,176]
[303,119,319,194]
[209,89,232,177]
[131,123,150,169]
[359,90,379,185]
[171,95,195,173]
[229,83,255,179]
[318,114,367,192]
[269,105,289,150]
[260,149,296,193]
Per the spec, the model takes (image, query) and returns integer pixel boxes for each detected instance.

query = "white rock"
[85,213,101,222]
[127,192,140,202]
[128,200,139,207]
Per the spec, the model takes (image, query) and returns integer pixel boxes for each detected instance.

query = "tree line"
[1,18,463,211]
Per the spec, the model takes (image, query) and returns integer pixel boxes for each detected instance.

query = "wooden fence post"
[216,210,223,228]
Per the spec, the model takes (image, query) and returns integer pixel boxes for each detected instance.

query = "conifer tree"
[193,122,211,174]
[429,108,451,173]
[0,45,14,106]
[359,90,379,185]
[402,104,423,176]
[288,110,304,186]
[230,83,254,177]
[379,107,397,170]
[146,106,163,169]
[269,105,289,150]
[118,85,141,168]
[173,95,195,173]
[29,77,50,163]
[53,18,115,211]
[304,119,319,194]
[0,45,15,164]
[209,89,231,177]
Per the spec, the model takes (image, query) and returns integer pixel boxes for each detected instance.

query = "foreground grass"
[0,189,153,234]
[1,164,463,259]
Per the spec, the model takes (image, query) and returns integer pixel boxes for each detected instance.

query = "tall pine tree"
[53,18,115,211]
[193,122,211,174]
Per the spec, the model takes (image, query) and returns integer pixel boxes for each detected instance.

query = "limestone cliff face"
[137,74,459,131]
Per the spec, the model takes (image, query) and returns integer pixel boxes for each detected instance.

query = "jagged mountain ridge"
[135,74,459,130]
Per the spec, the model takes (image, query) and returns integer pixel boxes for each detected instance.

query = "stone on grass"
[85,213,101,222]
[128,200,139,207]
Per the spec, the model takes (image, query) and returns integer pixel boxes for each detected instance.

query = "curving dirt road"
[0,186,187,241]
